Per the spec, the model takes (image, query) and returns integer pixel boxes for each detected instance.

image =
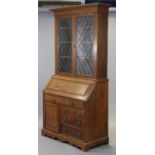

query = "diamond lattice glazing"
[58,18,72,73]
[76,16,93,76]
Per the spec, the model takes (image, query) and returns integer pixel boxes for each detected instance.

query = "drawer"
[57,97,84,110]
[61,124,85,139]
[60,118,85,129]
[60,106,85,129]
[44,94,84,110]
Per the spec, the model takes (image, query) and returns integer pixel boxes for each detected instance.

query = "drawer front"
[62,125,84,139]
[44,94,84,110]
[60,118,85,129]
[60,106,85,129]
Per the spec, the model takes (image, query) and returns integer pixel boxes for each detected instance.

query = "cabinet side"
[85,80,108,142]
[96,9,109,78]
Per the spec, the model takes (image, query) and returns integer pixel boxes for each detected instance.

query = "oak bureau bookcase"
[42,3,111,151]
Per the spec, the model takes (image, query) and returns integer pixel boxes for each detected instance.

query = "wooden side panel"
[95,80,108,137]
[85,80,108,142]
[44,103,59,133]
[96,10,109,78]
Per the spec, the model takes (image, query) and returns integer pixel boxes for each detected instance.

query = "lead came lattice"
[58,18,72,73]
[76,16,93,76]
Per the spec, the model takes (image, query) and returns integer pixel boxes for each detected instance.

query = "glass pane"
[76,16,93,76]
[58,18,72,73]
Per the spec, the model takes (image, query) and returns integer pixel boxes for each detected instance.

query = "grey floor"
[38,119,116,155]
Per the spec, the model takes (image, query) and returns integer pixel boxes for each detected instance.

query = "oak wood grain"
[42,3,111,151]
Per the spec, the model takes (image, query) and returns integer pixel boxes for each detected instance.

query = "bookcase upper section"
[51,3,111,79]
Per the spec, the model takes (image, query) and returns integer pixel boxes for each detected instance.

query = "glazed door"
[75,15,94,76]
[57,17,73,74]
[56,15,95,77]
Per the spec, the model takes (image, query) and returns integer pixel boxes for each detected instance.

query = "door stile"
[72,16,76,75]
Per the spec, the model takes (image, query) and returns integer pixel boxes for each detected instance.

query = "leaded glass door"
[57,15,94,77]
[76,16,94,76]
[58,18,72,73]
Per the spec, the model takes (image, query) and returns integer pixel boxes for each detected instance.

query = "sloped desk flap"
[44,75,96,101]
